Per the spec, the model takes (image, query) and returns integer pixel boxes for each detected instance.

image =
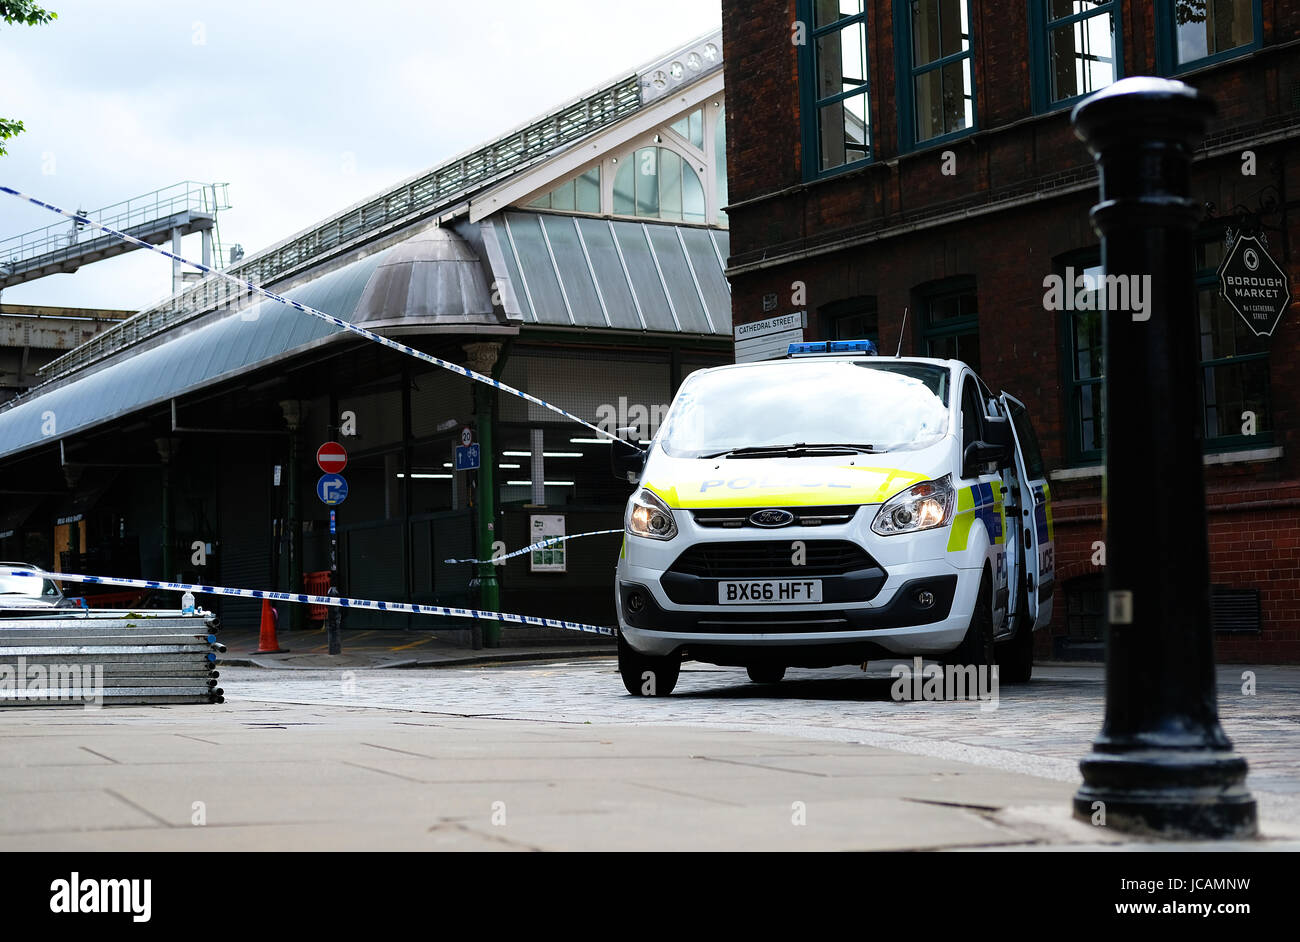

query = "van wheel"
[746,665,786,684]
[618,634,680,696]
[946,569,995,672]
[996,615,1034,684]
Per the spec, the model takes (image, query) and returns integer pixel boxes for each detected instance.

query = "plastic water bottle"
[181,591,196,615]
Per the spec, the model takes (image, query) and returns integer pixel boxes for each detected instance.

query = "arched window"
[613,147,706,224]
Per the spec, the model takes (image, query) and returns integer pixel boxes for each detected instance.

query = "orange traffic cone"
[252,599,288,654]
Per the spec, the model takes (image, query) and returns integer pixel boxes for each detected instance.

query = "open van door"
[1000,393,1054,630]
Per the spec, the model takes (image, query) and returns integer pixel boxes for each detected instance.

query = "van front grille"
[667,540,876,579]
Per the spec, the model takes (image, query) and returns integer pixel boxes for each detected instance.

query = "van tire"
[746,665,786,684]
[946,569,995,673]
[618,634,680,696]
[996,616,1034,684]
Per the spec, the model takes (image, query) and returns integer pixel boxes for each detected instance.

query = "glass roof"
[494,211,730,336]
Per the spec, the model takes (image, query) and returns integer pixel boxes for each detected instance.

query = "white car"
[0,563,73,615]
[612,341,1055,696]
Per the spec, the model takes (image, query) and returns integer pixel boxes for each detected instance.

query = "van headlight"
[627,488,678,541]
[871,475,956,536]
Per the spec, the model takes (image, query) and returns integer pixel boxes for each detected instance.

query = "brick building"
[719,1,1300,661]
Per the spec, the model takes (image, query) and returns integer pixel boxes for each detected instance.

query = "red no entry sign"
[316,441,348,473]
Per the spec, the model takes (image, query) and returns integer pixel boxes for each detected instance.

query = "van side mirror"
[963,441,1011,479]
[982,414,1014,450]
[610,426,646,483]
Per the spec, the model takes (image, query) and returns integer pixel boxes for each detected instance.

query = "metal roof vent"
[353,225,513,335]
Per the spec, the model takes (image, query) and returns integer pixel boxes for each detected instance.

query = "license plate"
[717,579,823,605]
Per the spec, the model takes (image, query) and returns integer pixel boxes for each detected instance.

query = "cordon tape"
[0,186,641,637]
[0,568,617,637]
[444,529,622,565]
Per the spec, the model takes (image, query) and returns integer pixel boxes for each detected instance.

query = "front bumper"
[616,505,983,661]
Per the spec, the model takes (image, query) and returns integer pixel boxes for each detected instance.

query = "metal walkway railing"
[0,182,230,289]
[33,75,647,382]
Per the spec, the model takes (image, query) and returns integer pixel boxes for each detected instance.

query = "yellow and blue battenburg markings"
[947,481,1005,552]
[1033,482,1054,542]
[644,467,929,510]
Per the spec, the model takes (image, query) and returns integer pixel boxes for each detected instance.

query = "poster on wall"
[529,514,566,573]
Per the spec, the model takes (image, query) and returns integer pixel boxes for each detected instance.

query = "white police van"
[612,340,1054,696]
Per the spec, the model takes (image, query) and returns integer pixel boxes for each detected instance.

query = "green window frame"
[1195,233,1272,450]
[917,279,979,373]
[893,0,977,152]
[796,0,872,179]
[1057,252,1106,465]
[1029,1,1122,114]
[1154,0,1262,74]
[1059,235,1273,466]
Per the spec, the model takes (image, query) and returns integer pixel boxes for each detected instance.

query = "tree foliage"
[1,1,57,156]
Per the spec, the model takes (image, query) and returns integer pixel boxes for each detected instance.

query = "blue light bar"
[787,339,878,357]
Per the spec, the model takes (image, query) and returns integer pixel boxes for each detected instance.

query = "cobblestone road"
[227,660,1300,821]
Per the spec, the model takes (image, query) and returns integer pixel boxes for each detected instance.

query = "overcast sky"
[0,0,721,311]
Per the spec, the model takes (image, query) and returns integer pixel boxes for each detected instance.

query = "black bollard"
[1070,77,1256,838]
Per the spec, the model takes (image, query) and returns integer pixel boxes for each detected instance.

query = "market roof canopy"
[0,248,391,460]
[0,213,732,460]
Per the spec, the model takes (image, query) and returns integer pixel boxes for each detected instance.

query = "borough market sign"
[1217,233,1291,338]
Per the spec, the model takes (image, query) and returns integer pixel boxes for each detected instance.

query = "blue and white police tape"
[444,528,622,564]
[0,186,623,443]
[0,568,616,638]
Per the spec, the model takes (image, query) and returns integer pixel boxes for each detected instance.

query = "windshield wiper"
[701,442,882,459]
[809,443,883,453]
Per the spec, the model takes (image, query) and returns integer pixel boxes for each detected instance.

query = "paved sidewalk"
[0,693,1293,851]
[218,625,611,670]
[2,656,1294,851]
[0,698,1224,851]
[223,659,1300,841]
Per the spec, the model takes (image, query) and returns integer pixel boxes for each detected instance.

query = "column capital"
[463,341,503,376]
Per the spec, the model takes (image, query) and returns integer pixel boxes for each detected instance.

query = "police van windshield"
[660,360,951,459]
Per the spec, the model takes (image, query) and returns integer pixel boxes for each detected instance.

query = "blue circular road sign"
[317,473,349,506]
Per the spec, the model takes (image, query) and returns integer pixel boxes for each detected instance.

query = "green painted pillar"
[465,343,503,648]
[476,382,500,647]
